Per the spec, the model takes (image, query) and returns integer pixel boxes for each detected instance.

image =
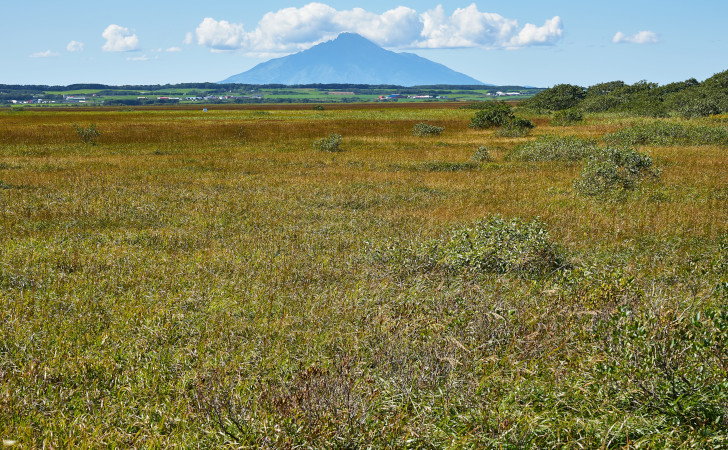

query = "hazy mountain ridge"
[220,33,485,86]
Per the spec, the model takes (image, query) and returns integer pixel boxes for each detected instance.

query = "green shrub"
[471,146,492,162]
[73,123,101,145]
[412,122,444,136]
[551,108,584,126]
[312,105,325,111]
[574,146,660,196]
[604,122,728,146]
[595,307,728,429]
[431,216,566,275]
[313,133,342,152]
[469,102,514,129]
[523,84,586,111]
[506,135,599,162]
[495,118,535,137]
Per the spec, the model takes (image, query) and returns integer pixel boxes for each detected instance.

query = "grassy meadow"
[1,105,727,447]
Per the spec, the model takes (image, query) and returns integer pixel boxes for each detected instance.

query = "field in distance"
[1,104,727,447]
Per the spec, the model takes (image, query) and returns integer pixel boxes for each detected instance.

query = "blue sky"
[2,1,726,87]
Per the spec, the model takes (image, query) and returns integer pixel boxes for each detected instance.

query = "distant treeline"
[523,69,728,117]
[0,82,533,95]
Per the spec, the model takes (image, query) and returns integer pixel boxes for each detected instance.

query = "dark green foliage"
[313,133,342,152]
[551,108,584,126]
[549,72,728,117]
[595,307,728,429]
[412,122,445,136]
[575,146,660,196]
[524,84,586,111]
[495,118,535,137]
[73,123,101,145]
[471,146,492,162]
[312,105,325,111]
[506,135,599,162]
[604,122,728,147]
[468,102,514,129]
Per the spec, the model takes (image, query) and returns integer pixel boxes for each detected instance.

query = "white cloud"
[166,47,182,52]
[102,24,140,52]
[191,2,563,54]
[67,41,84,52]
[29,50,59,58]
[613,30,658,44]
[126,55,156,61]
[184,32,194,45]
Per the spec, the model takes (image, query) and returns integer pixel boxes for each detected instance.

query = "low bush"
[73,123,101,145]
[471,146,492,162]
[312,105,325,111]
[495,118,535,137]
[506,135,599,162]
[469,102,514,129]
[595,307,728,430]
[417,216,566,276]
[604,122,728,147]
[412,122,444,136]
[313,133,343,152]
[574,146,660,196]
[551,108,584,126]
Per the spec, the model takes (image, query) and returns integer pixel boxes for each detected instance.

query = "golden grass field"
[1,105,727,447]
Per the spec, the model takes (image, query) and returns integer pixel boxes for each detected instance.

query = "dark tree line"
[523,69,728,118]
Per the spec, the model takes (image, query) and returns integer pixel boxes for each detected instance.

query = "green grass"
[1,105,727,447]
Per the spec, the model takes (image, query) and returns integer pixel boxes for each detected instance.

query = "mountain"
[220,33,484,86]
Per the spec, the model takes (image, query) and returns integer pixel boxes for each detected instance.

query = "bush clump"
[412,122,445,136]
[604,122,728,147]
[471,146,492,162]
[551,108,584,126]
[595,307,728,430]
[431,216,566,275]
[495,118,535,137]
[506,135,599,162]
[469,102,514,129]
[312,105,325,111]
[574,146,660,196]
[73,123,101,145]
[313,133,343,152]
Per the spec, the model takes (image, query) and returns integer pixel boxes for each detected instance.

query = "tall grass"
[1,105,727,447]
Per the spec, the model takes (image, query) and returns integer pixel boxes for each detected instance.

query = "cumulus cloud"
[67,41,84,52]
[29,50,59,58]
[102,24,140,52]
[192,2,563,53]
[613,31,658,44]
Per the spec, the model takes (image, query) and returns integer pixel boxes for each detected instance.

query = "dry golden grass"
[1,105,727,447]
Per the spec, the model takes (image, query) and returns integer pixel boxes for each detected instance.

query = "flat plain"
[1,105,727,447]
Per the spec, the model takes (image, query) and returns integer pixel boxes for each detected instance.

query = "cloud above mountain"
[192,2,563,54]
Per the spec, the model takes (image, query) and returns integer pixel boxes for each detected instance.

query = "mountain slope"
[220,33,484,86]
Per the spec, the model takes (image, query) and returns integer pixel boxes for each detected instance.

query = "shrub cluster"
[506,135,600,162]
[412,122,444,136]
[73,123,101,145]
[595,307,728,429]
[424,216,566,276]
[468,102,514,129]
[604,122,728,147]
[522,70,728,118]
[494,118,535,137]
[574,146,660,196]
[551,108,584,126]
[471,146,492,162]
[313,133,343,152]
